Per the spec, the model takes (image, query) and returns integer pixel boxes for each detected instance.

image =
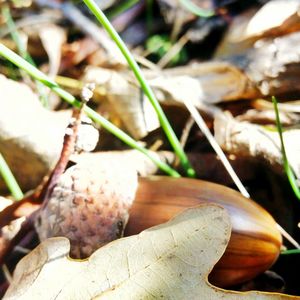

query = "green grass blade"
[82,0,195,177]
[107,0,139,19]
[281,249,300,255]
[272,96,300,200]
[179,0,215,18]
[0,43,180,178]
[2,5,48,107]
[0,153,23,200]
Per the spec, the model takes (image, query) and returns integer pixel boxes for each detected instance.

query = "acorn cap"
[35,161,138,258]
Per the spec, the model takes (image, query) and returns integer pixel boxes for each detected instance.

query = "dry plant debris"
[4,204,299,300]
[0,75,70,191]
[1,0,300,298]
[214,112,300,178]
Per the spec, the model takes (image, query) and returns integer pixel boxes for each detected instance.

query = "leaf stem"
[0,43,180,178]
[82,0,195,177]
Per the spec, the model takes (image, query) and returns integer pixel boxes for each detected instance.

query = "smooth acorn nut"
[124,176,282,288]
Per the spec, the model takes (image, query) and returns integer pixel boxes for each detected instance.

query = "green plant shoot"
[82,0,196,178]
[272,96,300,200]
[0,43,180,178]
[0,153,23,200]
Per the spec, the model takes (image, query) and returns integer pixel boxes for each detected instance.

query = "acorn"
[35,162,138,258]
[125,176,282,288]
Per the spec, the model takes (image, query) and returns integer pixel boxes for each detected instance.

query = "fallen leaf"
[74,150,175,177]
[4,205,299,299]
[244,0,300,40]
[214,112,300,178]
[0,75,173,191]
[236,108,300,126]
[215,1,300,58]
[39,24,66,78]
[83,64,256,138]
[0,75,70,192]
[0,197,27,259]
[83,67,159,139]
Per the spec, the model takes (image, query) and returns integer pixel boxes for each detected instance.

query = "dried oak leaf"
[215,0,300,58]
[214,112,300,178]
[4,205,298,300]
[243,0,300,40]
[0,75,70,192]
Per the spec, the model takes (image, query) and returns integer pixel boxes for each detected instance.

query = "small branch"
[38,106,83,205]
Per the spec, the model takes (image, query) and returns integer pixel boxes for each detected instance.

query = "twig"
[1,265,12,284]
[38,105,83,206]
[184,101,250,197]
[180,116,195,149]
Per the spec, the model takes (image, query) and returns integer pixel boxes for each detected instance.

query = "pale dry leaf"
[244,0,300,39]
[73,150,175,177]
[4,205,298,300]
[214,112,300,179]
[0,197,25,255]
[214,8,258,58]
[215,0,300,58]
[83,63,255,140]
[236,108,300,126]
[83,67,159,139]
[0,75,70,192]
[0,75,170,191]
[39,24,66,78]
[149,63,256,104]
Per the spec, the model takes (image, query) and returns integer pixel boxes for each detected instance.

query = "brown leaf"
[214,112,300,178]
[83,67,159,139]
[4,204,298,299]
[215,1,300,58]
[243,0,300,40]
[0,75,70,192]
[39,24,66,78]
